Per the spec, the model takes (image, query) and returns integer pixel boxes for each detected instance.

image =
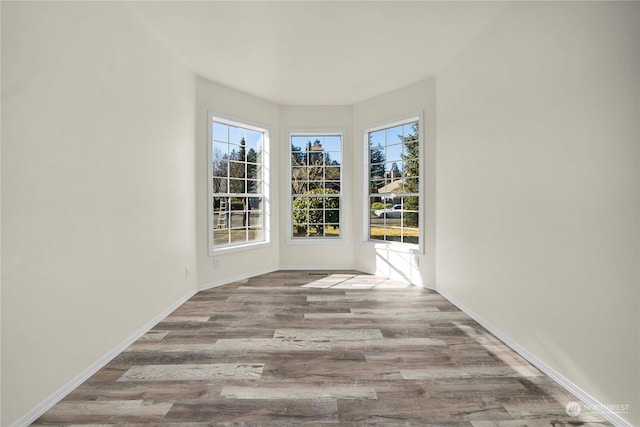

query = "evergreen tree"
[369,144,386,195]
[401,123,419,228]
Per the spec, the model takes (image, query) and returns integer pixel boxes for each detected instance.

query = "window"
[290,134,342,239]
[367,119,420,246]
[209,116,268,253]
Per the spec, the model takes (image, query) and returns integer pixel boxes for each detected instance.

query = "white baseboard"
[198,266,279,291]
[437,288,632,427]
[11,289,197,427]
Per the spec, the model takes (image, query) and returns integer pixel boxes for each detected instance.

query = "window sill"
[209,240,272,256]
[287,236,344,245]
[370,241,421,255]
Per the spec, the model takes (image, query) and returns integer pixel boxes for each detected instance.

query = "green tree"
[369,144,386,195]
[247,148,258,181]
[401,123,419,228]
[292,188,339,236]
[228,138,248,193]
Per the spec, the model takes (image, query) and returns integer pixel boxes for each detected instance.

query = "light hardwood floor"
[33,270,611,426]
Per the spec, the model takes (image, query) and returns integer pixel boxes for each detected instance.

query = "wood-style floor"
[34,270,610,426]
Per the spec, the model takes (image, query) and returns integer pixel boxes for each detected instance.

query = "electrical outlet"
[185,267,192,279]
[213,258,220,269]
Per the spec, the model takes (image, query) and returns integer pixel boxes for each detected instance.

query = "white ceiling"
[128,1,507,105]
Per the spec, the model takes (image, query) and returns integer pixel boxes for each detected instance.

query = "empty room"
[1,1,638,426]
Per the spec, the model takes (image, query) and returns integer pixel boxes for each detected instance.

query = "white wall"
[353,79,437,287]
[1,2,197,425]
[196,77,280,288]
[279,105,355,269]
[436,2,639,425]
[0,4,3,422]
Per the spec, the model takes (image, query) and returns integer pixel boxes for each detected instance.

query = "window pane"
[325,209,339,225]
[212,177,228,193]
[385,162,402,183]
[403,215,419,233]
[248,209,262,228]
[229,179,246,193]
[384,226,402,243]
[370,196,383,217]
[246,130,262,151]
[403,123,418,141]
[230,229,248,244]
[310,210,324,224]
[213,228,230,246]
[212,159,228,178]
[402,222,419,245]
[307,181,323,192]
[386,144,403,163]
[369,225,384,241]
[291,166,307,180]
[309,137,324,150]
[404,158,419,176]
[229,146,245,162]
[370,146,385,166]
[370,170,386,194]
[403,143,418,160]
[229,126,245,144]
[324,136,341,151]
[213,122,229,142]
[309,166,325,181]
[325,151,341,165]
[248,226,263,242]
[229,162,245,178]
[291,137,306,151]
[293,224,309,238]
[248,196,262,211]
[324,181,340,192]
[325,196,340,210]
[369,130,384,149]
[291,151,305,167]
[213,141,229,158]
[308,151,324,165]
[292,180,307,194]
[403,177,419,194]
[230,197,244,210]
[292,209,309,224]
[374,179,391,194]
[305,166,321,181]
[385,126,403,145]
[246,149,259,165]
[325,224,340,238]
[326,169,340,182]
[247,179,261,194]
[247,163,258,180]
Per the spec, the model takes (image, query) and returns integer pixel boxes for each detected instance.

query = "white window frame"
[363,114,424,254]
[287,130,344,244]
[208,112,271,255]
